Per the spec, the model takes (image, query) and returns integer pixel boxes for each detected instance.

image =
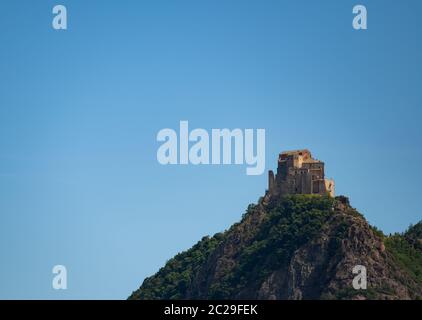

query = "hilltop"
[129,195,422,300]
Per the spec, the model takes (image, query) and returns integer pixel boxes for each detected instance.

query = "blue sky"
[0,0,421,299]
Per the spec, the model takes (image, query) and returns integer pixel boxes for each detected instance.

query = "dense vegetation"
[404,222,422,252]
[385,223,422,285]
[129,234,224,299]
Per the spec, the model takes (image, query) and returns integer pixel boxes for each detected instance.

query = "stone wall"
[267,149,335,198]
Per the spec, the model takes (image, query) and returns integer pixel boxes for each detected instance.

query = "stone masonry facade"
[267,149,335,198]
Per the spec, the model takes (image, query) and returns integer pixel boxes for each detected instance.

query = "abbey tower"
[267,149,335,198]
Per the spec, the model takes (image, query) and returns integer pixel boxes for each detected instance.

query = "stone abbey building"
[267,149,335,198]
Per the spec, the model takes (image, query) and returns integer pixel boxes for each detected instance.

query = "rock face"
[129,195,422,300]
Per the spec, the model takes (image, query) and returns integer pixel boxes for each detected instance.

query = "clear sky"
[0,0,421,299]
